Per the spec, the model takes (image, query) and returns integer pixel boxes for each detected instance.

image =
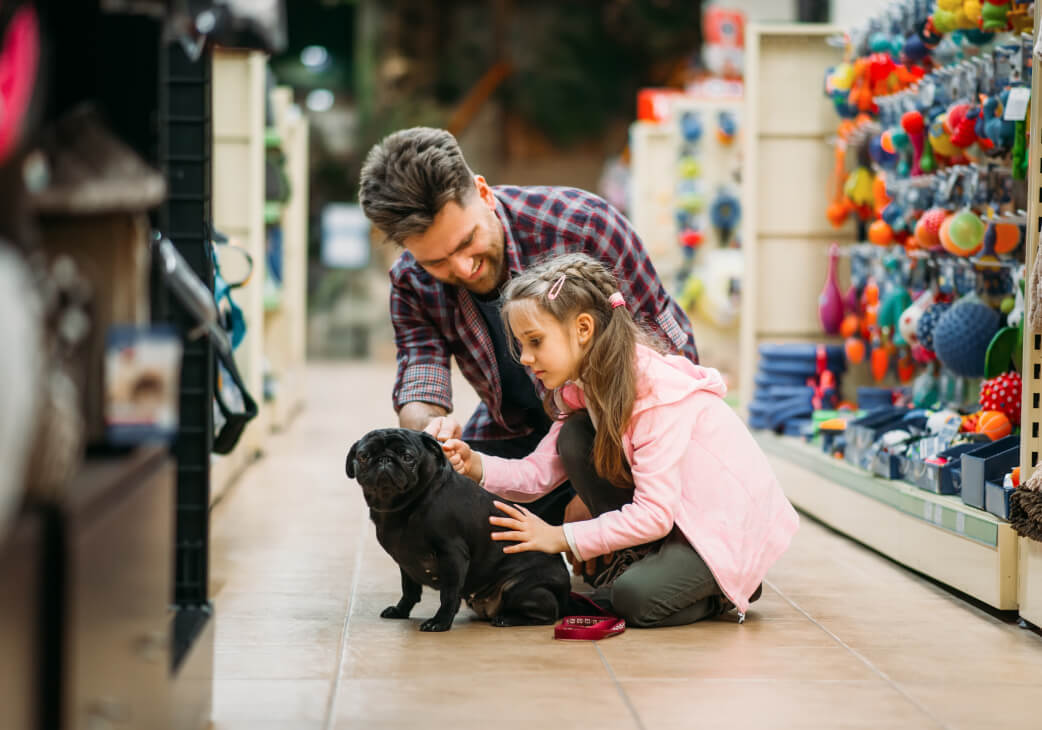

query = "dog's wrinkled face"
[346,428,447,512]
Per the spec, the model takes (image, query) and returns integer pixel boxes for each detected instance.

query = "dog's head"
[346,428,449,512]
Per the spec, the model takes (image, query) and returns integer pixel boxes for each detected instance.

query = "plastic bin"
[960,435,1020,510]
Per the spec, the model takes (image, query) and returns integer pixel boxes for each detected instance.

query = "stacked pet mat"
[748,344,846,434]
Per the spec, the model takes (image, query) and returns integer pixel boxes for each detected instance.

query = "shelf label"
[956,512,966,535]
[1004,86,1030,121]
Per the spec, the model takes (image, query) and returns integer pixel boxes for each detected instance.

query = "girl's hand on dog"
[442,439,483,483]
[490,501,568,555]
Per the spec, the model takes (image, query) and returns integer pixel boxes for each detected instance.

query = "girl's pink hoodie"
[480,344,799,614]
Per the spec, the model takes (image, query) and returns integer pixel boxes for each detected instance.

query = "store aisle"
[209,362,1042,730]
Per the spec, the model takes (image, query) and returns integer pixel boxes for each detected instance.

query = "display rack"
[759,433,1019,609]
[262,87,309,432]
[738,24,850,410]
[1017,0,1042,627]
[741,12,1042,623]
[210,48,270,504]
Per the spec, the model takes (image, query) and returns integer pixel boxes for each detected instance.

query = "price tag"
[1004,86,1030,121]
[956,512,966,535]
[933,503,944,525]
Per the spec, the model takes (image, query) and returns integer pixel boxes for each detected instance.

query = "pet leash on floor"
[554,592,625,641]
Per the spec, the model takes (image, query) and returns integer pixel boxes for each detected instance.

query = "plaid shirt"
[390,186,699,441]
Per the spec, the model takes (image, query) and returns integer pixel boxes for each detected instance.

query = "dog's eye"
[357,453,369,463]
[400,451,415,463]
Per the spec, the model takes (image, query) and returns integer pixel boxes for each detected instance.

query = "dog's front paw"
[380,605,411,619]
[419,617,453,632]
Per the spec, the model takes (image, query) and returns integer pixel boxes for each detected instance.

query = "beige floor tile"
[214,588,348,622]
[620,679,943,729]
[215,642,340,681]
[211,679,329,730]
[850,641,1042,685]
[338,596,606,680]
[900,682,1042,730]
[602,638,877,681]
[332,677,639,730]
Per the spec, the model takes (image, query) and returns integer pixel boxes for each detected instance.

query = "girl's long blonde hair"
[501,253,654,487]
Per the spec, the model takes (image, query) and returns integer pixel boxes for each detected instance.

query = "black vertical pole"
[155,43,215,613]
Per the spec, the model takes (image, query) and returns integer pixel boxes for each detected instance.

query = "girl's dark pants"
[557,411,725,627]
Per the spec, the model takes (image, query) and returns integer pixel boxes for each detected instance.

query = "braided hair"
[501,253,652,487]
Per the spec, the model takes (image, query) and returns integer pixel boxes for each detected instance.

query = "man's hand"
[399,402,449,432]
[424,415,463,442]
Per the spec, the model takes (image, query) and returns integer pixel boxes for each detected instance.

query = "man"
[358,127,698,527]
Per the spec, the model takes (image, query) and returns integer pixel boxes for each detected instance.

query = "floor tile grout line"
[594,643,648,730]
[322,509,369,730]
[764,579,953,730]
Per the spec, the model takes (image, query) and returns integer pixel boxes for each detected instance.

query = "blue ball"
[932,300,1000,377]
[916,302,950,352]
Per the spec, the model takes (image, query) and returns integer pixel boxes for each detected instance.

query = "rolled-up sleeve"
[390,278,452,412]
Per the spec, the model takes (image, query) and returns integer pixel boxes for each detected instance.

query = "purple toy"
[819,243,844,334]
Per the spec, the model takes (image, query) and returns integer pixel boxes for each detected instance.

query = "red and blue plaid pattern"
[390,186,699,441]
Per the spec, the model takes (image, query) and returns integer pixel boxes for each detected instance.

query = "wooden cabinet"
[61,448,174,730]
[0,511,44,730]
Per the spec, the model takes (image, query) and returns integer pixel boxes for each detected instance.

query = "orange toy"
[839,313,861,338]
[977,410,1013,441]
[870,343,892,381]
[993,222,1021,255]
[868,219,893,246]
[845,337,866,364]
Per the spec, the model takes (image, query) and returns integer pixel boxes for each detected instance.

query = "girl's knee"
[610,574,656,627]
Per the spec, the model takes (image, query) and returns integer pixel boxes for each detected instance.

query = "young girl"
[442,253,799,626]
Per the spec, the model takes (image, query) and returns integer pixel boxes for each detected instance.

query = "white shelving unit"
[738,24,852,410]
[208,51,311,505]
[263,87,309,432]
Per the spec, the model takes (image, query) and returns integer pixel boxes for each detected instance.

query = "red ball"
[979,371,1022,425]
[901,110,924,135]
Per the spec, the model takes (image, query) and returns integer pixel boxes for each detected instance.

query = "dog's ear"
[346,440,360,478]
[418,431,447,463]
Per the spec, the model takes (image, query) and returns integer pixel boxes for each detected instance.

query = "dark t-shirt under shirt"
[471,291,547,430]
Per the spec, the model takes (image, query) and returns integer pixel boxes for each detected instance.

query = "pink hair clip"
[547,274,566,300]
[608,291,625,309]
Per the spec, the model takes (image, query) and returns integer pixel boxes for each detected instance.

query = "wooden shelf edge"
[758,432,1019,610]
[1019,537,1042,626]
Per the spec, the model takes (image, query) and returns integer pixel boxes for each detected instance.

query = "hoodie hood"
[554,344,725,417]
[632,344,727,413]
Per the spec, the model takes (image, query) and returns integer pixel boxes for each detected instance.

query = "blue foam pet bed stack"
[748,343,846,434]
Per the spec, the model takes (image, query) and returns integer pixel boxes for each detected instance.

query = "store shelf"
[757,432,1019,610]
[1019,537,1042,627]
[738,24,850,413]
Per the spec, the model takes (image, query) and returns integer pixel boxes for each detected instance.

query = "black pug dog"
[346,428,571,632]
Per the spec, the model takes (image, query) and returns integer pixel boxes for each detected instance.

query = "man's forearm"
[398,401,449,431]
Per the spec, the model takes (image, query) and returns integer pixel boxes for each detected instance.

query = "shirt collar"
[492,191,525,279]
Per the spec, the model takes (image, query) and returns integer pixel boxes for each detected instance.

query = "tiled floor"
[209,362,1042,730]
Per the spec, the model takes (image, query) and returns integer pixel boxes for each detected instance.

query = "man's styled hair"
[358,127,477,244]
